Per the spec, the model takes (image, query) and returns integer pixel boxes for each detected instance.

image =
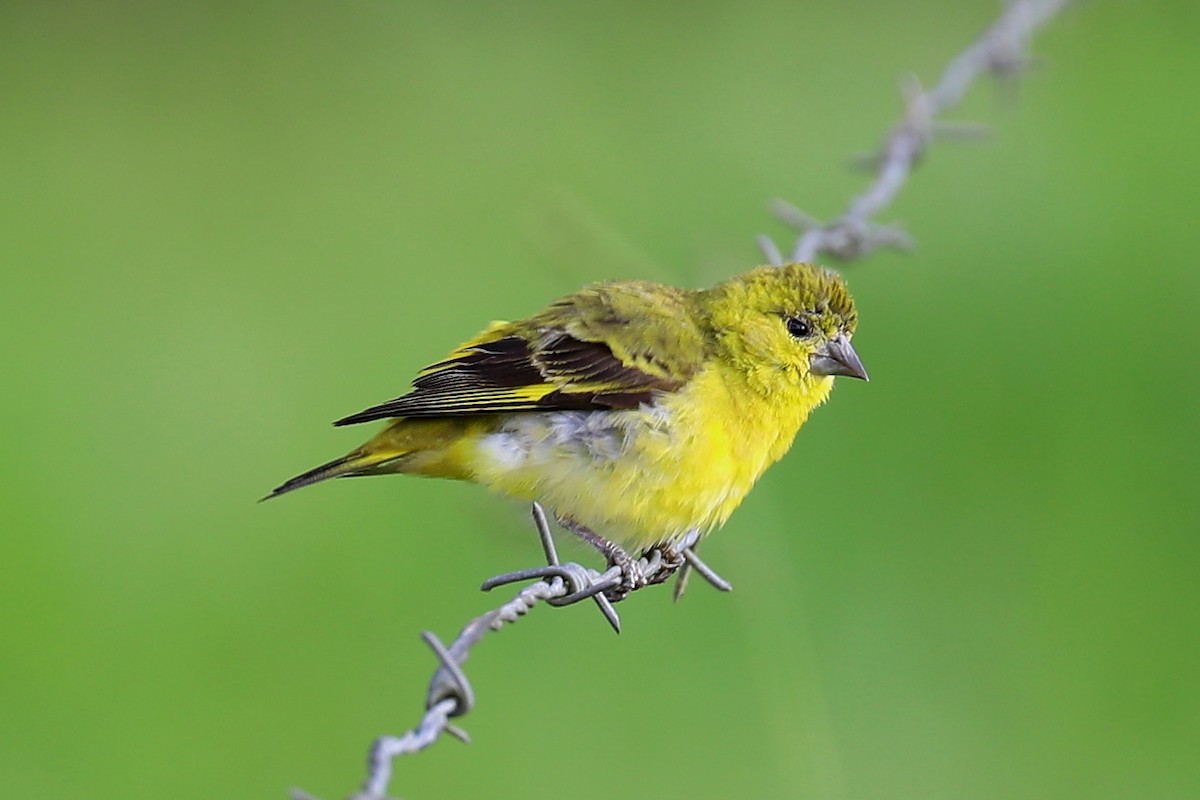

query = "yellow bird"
[266,263,867,583]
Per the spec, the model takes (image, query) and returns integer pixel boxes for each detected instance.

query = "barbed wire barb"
[761,0,1072,266]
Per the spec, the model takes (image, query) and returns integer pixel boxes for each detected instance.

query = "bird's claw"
[600,546,646,601]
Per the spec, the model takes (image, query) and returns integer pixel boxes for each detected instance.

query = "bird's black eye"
[786,317,813,339]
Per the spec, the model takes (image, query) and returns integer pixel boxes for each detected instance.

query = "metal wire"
[290,504,718,800]
[759,0,1073,266]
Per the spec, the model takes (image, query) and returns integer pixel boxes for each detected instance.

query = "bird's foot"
[603,545,645,601]
[489,506,730,632]
[556,516,646,601]
[639,542,686,587]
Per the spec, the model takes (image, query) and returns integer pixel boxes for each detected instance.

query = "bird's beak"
[809,333,869,381]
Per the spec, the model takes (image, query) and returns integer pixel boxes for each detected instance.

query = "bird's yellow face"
[700,264,867,396]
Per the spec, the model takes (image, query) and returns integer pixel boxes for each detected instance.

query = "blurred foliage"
[2,1,1198,799]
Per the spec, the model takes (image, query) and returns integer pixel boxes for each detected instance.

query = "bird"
[265,262,867,587]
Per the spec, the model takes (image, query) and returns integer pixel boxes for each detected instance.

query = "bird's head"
[700,263,867,395]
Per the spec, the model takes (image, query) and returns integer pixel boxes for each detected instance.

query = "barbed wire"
[290,504,723,800]
[758,0,1073,266]
[291,3,1071,798]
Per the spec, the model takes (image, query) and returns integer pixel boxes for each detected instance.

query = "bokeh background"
[3,1,1197,798]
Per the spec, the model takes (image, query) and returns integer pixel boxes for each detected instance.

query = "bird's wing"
[333,281,707,425]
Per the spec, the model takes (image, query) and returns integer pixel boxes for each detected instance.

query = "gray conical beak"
[809,333,869,381]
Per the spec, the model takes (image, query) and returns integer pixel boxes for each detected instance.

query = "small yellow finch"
[266,263,866,573]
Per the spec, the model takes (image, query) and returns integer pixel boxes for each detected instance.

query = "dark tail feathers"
[260,453,363,502]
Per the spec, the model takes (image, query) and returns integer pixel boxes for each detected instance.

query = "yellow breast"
[466,362,834,548]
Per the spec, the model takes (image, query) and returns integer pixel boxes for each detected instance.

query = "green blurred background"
[3,1,1197,798]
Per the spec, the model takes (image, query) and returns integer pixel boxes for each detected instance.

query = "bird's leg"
[556,517,644,599]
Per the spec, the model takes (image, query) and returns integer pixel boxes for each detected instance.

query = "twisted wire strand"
[760,0,1073,266]
[292,508,710,800]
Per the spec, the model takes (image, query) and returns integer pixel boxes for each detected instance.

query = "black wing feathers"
[333,331,682,427]
[333,333,677,426]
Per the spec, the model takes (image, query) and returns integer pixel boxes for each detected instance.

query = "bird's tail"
[261,418,480,501]
[261,448,401,501]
